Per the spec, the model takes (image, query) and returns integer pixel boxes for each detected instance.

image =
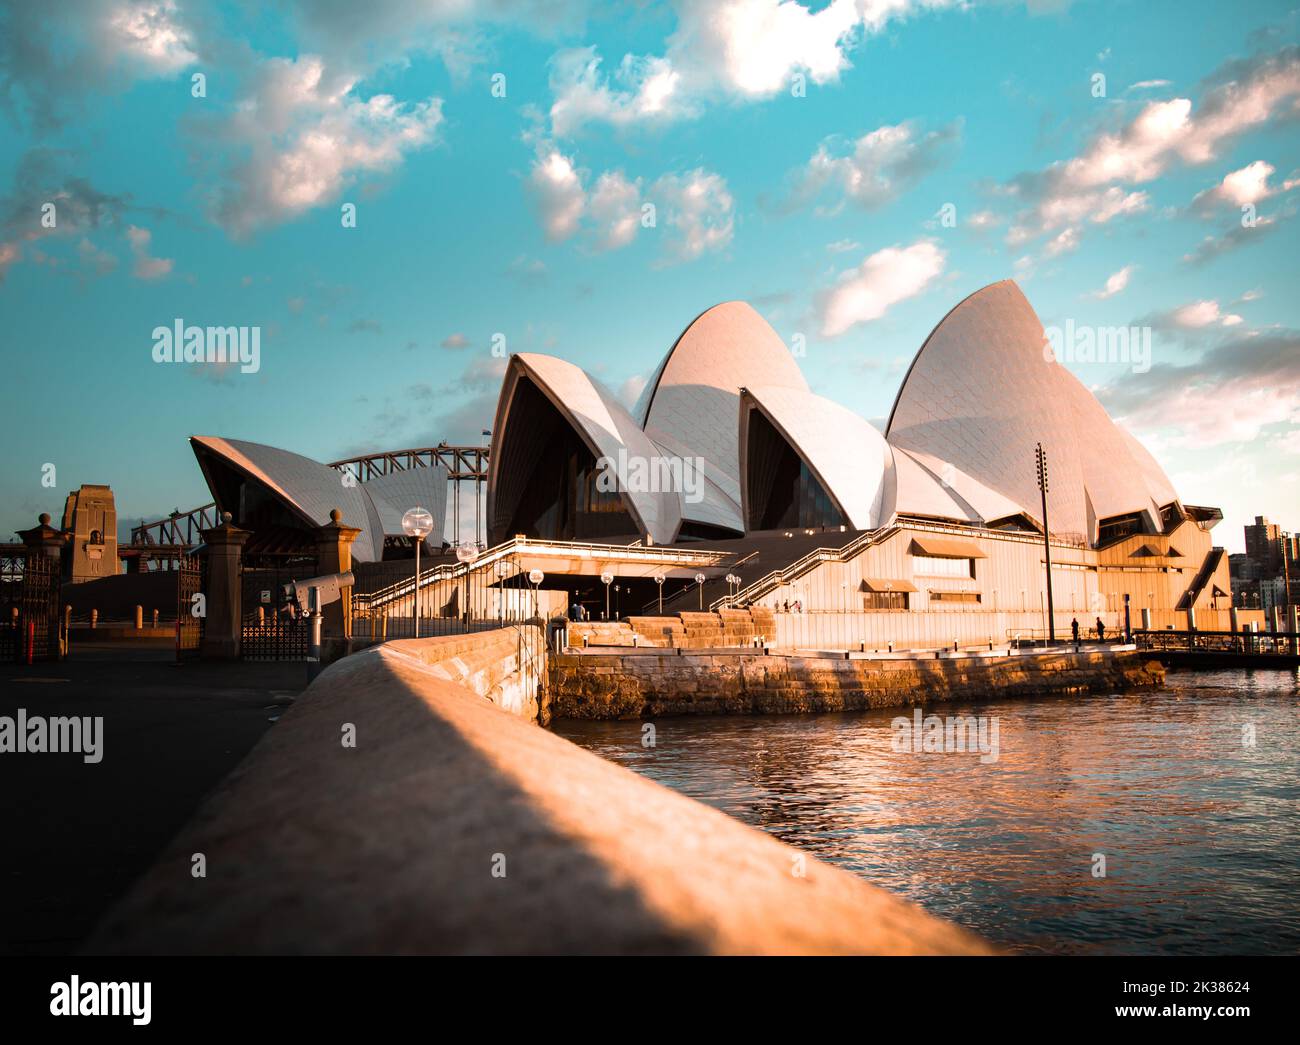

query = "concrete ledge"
[85,629,990,955]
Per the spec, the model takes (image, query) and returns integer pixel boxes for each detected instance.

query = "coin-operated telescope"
[281,571,355,616]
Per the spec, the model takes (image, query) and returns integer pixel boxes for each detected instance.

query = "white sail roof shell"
[640,302,807,532]
[740,385,890,530]
[358,464,450,544]
[885,280,1178,542]
[490,354,683,545]
[192,436,447,562]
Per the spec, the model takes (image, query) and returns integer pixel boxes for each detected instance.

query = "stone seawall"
[87,629,990,955]
[548,647,1165,719]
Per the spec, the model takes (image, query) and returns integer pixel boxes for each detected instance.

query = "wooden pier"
[1135,629,1300,668]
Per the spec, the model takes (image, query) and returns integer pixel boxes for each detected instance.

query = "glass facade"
[745,409,845,531]
[912,554,974,578]
[495,377,636,541]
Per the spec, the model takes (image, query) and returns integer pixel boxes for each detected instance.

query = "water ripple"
[553,668,1300,954]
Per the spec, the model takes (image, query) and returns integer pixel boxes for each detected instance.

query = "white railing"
[712,527,899,611]
[358,534,738,613]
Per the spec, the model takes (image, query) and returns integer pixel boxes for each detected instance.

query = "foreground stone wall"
[549,647,1165,719]
[87,629,990,955]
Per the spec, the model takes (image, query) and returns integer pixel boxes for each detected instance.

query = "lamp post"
[601,570,613,621]
[654,572,665,614]
[494,558,512,625]
[695,572,706,610]
[528,568,544,618]
[401,506,434,639]
[456,543,478,633]
[725,573,740,606]
[479,429,491,548]
[1035,442,1056,644]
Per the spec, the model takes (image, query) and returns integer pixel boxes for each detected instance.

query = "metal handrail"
[714,516,1092,613]
[358,535,739,612]
[711,527,899,611]
[894,515,1087,549]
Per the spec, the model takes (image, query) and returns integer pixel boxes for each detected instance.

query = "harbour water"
[553,669,1300,954]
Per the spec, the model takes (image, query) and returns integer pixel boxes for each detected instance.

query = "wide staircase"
[568,607,777,649]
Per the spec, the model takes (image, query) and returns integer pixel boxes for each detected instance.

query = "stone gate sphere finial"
[331,508,343,523]
[222,511,233,524]
[39,513,51,526]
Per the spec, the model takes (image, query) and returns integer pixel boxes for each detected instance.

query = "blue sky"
[1,0,1297,551]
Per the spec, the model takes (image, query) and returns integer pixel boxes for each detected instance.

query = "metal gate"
[240,562,310,661]
[0,553,61,663]
[176,553,205,658]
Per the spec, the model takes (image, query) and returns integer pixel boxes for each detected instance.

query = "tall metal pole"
[414,537,420,640]
[1036,442,1056,644]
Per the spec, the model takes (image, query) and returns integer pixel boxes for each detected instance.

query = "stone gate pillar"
[201,513,250,660]
[315,508,361,658]
[17,513,68,566]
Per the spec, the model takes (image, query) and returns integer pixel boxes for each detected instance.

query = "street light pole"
[1035,442,1056,644]
[401,506,434,640]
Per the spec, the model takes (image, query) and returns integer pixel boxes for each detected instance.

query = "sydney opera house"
[186,280,1231,642]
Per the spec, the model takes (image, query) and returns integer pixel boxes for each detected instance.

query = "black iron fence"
[1135,628,1299,656]
[0,554,61,663]
[240,560,315,661]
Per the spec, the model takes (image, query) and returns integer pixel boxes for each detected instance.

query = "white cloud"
[1170,299,1242,328]
[1089,264,1133,299]
[548,48,685,137]
[653,168,734,262]
[791,120,959,212]
[125,224,172,279]
[1192,159,1300,211]
[0,0,199,130]
[209,56,443,237]
[1271,429,1300,455]
[106,1,197,73]
[528,148,587,241]
[817,239,945,337]
[1042,226,1080,257]
[526,150,733,262]
[588,170,643,251]
[547,0,956,134]
[999,46,1300,246]
[1102,332,1300,449]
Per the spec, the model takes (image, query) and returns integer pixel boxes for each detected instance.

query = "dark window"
[492,376,636,542]
[1098,512,1146,545]
[930,591,981,603]
[745,409,845,531]
[864,591,908,610]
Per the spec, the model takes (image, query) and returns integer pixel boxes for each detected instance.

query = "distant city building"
[60,484,119,583]
[1239,515,1297,608]
[1244,515,1283,575]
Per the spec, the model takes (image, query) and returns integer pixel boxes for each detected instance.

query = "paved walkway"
[0,646,305,955]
